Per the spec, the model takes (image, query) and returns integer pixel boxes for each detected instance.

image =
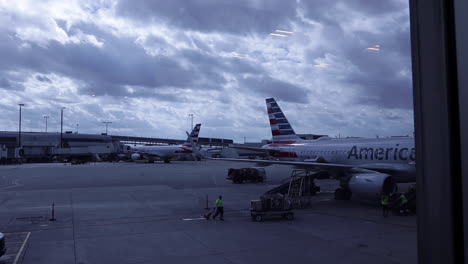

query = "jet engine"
[131,153,141,161]
[347,170,396,201]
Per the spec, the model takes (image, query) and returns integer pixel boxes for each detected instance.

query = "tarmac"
[0,160,417,264]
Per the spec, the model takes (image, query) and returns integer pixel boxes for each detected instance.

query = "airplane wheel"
[343,189,352,200]
[334,188,343,200]
[255,215,263,221]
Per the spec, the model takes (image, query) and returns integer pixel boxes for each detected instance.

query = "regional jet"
[130,124,201,163]
[200,98,416,201]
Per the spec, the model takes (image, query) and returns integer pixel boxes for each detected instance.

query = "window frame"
[410,0,466,262]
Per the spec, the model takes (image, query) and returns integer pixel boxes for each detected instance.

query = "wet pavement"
[0,161,416,264]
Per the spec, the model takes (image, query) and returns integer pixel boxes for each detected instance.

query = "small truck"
[0,145,22,164]
[226,167,266,183]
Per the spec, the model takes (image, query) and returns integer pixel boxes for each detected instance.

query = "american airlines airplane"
[204,98,416,201]
[130,124,201,163]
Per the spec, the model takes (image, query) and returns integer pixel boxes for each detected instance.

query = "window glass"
[0,1,416,263]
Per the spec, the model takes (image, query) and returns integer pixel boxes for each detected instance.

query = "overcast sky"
[0,0,413,142]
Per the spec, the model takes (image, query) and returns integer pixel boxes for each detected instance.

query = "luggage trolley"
[250,195,294,221]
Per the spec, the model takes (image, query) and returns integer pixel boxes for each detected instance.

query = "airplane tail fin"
[265,98,303,143]
[186,131,203,159]
[183,123,201,147]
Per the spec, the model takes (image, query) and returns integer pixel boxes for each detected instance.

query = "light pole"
[188,113,194,130]
[76,124,79,133]
[60,107,65,148]
[18,104,24,148]
[102,121,112,135]
[43,115,49,132]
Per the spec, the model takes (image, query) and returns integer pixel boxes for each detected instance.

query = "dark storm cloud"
[49,34,194,91]
[116,0,296,35]
[0,24,229,98]
[344,45,412,109]
[0,72,25,91]
[341,0,405,15]
[328,26,412,109]
[0,0,414,141]
[0,18,275,101]
[36,75,52,83]
[299,0,405,22]
[0,78,11,89]
[299,0,412,109]
[240,75,309,104]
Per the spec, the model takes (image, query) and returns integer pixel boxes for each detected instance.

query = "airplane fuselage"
[262,137,416,181]
[133,145,193,158]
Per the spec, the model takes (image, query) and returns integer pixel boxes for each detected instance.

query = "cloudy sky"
[0,0,413,142]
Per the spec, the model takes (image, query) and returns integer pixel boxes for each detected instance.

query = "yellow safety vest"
[216,199,223,207]
[400,194,408,204]
[381,196,389,205]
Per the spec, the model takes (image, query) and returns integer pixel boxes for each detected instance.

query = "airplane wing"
[132,150,161,157]
[209,157,353,169]
[207,157,415,175]
[192,142,415,182]
[229,145,277,153]
[202,147,224,152]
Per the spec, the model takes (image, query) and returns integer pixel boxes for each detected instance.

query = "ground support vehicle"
[250,194,294,221]
[0,145,22,164]
[227,167,266,183]
[263,170,321,209]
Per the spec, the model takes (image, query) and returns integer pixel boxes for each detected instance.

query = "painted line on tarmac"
[182,217,206,221]
[21,205,67,209]
[0,179,23,190]
[13,232,30,264]
[0,184,23,190]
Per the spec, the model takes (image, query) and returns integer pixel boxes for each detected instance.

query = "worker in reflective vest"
[399,193,409,215]
[212,195,224,220]
[381,194,390,217]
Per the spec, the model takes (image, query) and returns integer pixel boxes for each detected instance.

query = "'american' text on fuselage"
[347,145,415,161]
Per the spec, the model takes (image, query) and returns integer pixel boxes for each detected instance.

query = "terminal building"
[0,131,323,162]
[0,131,120,162]
[0,131,235,162]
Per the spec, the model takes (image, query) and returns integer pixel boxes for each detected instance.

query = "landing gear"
[163,158,171,164]
[334,187,352,200]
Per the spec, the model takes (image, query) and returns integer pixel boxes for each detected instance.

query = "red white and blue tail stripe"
[183,123,201,147]
[266,98,303,143]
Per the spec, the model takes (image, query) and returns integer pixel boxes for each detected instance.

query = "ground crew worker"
[399,193,409,215]
[212,195,224,220]
[381,194,390,217]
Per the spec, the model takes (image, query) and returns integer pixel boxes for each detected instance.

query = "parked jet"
[130,124,201,163]
[200,98,416,201]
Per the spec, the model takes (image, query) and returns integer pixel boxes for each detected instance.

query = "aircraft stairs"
[264,170,320,209]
